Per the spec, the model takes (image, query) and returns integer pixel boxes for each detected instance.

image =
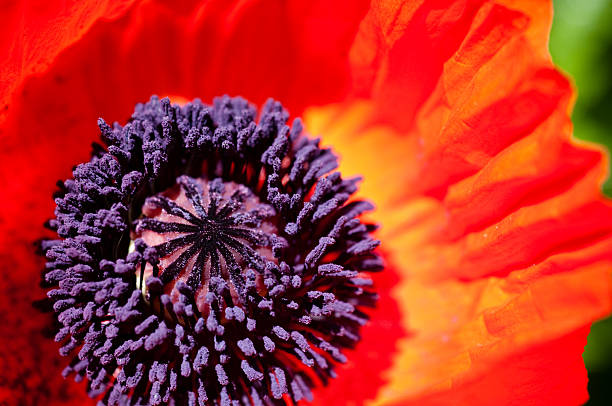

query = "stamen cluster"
[43,96,382,405]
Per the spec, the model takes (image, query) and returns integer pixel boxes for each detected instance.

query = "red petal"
[0,2,138,403]
[0,252,92,406]
[0,0,137,124]
[0,1,371,404]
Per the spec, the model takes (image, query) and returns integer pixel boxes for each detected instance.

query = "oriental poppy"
[0,0,611,405]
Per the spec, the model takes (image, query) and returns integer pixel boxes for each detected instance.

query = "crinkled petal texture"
[0,0,610,405]
[306,1,612,405]
[0,0,138,121]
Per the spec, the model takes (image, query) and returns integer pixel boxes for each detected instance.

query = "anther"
[42,95,382,406]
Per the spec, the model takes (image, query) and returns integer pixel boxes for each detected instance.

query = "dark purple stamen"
[42,96,383,406]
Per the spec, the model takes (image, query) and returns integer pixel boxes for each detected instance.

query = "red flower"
[1,0,611,405]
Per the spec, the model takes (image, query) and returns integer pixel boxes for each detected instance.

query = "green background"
[549,0,612,404]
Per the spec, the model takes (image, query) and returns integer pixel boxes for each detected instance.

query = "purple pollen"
[42,95,382,405]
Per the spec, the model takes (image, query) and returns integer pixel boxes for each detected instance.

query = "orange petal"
[305,0,612,404]
[367,240,612,404]
[386,327,593,406]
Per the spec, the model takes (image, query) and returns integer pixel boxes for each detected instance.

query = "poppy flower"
[1,0,611,405]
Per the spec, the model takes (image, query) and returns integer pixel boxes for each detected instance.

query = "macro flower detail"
[42,96,381,405]
[2,1,612,406]
[136,175,279,294]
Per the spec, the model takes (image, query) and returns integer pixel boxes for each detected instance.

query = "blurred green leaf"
[550,1,612,404]
[551,0,612,193]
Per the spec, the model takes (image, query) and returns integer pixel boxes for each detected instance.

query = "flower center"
[43,96,382,406]
[135,176,277,313]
